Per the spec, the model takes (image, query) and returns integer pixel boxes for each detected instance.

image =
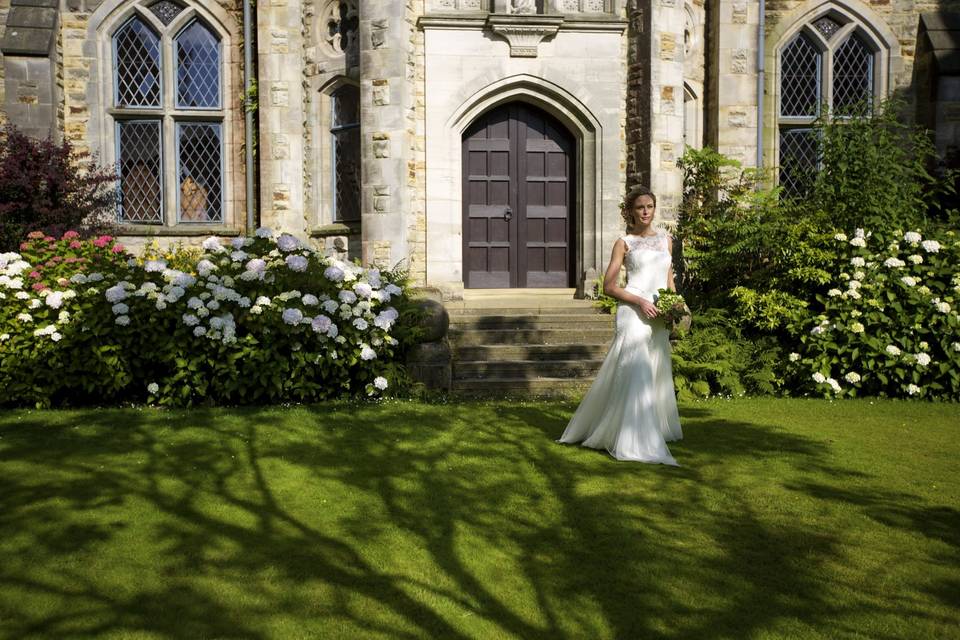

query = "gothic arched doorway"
[461,102,576,288]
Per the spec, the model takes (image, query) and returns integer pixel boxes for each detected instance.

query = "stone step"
[449,305,602,316]
[448,314,614,331]
[453,343,610,361]
[451,377,593,397]
[453,359,603,380]
[448,328,614,346]
[447,298,597,311]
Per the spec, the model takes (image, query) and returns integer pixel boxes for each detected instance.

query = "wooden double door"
[462,102,575,288]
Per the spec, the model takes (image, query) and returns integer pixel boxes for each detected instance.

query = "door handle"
[503,207,513,222]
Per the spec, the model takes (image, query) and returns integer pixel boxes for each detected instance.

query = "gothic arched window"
[777,13,880,196]
[112,2,225,224]
[330,84,360,222]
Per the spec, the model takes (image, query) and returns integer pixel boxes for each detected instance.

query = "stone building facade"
[2,0,958,297]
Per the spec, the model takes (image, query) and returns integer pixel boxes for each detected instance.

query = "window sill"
[310,222,360,237]
[116,225,244,237]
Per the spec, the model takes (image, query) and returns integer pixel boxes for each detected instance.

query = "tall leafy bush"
[0,126,117,251]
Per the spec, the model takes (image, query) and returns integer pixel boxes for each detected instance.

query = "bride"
[558,186,683,464]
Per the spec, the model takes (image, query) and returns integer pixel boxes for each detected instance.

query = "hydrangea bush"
[787,228,960,399]
[0,229,418,407]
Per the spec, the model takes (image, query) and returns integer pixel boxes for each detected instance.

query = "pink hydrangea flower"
[93,235,113,248]
[19,242,29,250]
[43,236,55,243]
[61,230,80,239]
[31,283,47,291]
[27,231,45,239]
[29,271,41,279]
[69,240,82,249]
[111,244,124,253]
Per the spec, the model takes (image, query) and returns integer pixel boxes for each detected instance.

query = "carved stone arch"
[432,74,604,293]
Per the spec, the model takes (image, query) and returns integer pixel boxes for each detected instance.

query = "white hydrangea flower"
[339,290,358,304]
[834,233,848,242]
[51,332,62,342]
[850,322,865,333]
[70,273,88,285]
[202,236,224,253]
[812,372,826,384]
[255,227,273,238]
[917,285,931,295]
[0,333,10,341]
[112,303,129,315]
[302,294,319,306]
[155,299,167,311]
[147,382,159,394]
[277,233,301,252]
[849,237,866,247]
[360,344,377,360]
[16,312,32,323]
[847,280,862,290]
[33,324,57,337]
[230,250,248,262]
[789,352,800,362]
[197,259,217,277]
[353,317,369,331]
[322,299,339,313]
[324,266,345,282]
[206,300,220,311]
[952,342,960,353]
[850,257,865,267]
[936,301,951,314]
[311,315,332,334]
[373,376,388,391]
[908,255,923,265]
[901,276,917,287]
[915,353,931,367]
[193,326,207,337]
[15,291,30,300]
[144,260,166,272]
[919,341,929,351]
[44,291,64,309]
[87,273,104,283]
[906,384,921,396]
[921,240,941,253]
[826,378,841,393]
[115,315,130,326]
[29,298,41,309]
[844,372,861,384]
[282,308,303,325]
[884,257,906,268]
[58,310,70,324]
[903,231,922,245]
[354,282,374,299]
[384,283,402,296]
[182,314,200,326]
[187,297,204,310]
[885,345,901,357]
[327,323,339,338]
[844,289,862,300]
[285,255,309,272]
[105,284,127,303]
[231,237,246,249]
[238,296,251,308]
[250,305,263,315]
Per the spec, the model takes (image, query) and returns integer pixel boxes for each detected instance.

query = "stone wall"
[0,0,8,125]
[406,0,426,286]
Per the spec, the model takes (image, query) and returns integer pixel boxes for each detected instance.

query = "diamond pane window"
[176,21,220,109]
[149,0,184,25]
[176,123,223,222]
[833,34,873,116]
[117,121,163,224]
[114,18,161,108]
[779,128,819,198]
[780,33,821,117]
[331,85,360,222]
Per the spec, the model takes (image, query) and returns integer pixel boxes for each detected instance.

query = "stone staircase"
[446,289,614,396]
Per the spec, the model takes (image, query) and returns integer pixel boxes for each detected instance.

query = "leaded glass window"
[114,18,161,108]
[833,34,873,115]
[111,5,226,226]
[776,16,882,197]
[176,21,221,109]
[331,85,360,222]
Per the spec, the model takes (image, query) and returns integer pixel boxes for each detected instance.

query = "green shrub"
[0,229,418,407]
[787,227,960,399]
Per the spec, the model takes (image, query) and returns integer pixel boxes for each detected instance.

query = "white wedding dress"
[559,231,683,464]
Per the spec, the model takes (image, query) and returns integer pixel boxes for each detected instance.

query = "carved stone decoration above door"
[319,0,359,65]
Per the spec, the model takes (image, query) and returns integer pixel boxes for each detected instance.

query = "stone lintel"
[116,225,244,237]
[1,26,55,55]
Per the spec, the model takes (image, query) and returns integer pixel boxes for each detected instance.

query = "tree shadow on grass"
[0,401,956,639]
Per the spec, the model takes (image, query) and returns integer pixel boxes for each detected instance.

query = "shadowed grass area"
[0,398,957,639]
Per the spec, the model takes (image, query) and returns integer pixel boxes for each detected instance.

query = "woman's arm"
[667,234,676,293]
[603,239,659,318]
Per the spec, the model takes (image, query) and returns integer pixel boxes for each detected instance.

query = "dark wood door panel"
[462,103,573,288]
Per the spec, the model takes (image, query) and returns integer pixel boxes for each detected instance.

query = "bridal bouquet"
[656,288,691,338]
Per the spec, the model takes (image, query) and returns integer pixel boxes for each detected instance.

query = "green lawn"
[0,398,958,640]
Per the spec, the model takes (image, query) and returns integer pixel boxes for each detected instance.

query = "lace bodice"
[622,230,672,296]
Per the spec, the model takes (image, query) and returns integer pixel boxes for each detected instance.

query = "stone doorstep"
[448,315,615,330]
[452,344,610,361]
[450,377,593,396]
[448,328,614,346]
[453,359,604,380]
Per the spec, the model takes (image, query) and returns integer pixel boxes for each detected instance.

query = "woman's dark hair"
[621,186,657,225]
